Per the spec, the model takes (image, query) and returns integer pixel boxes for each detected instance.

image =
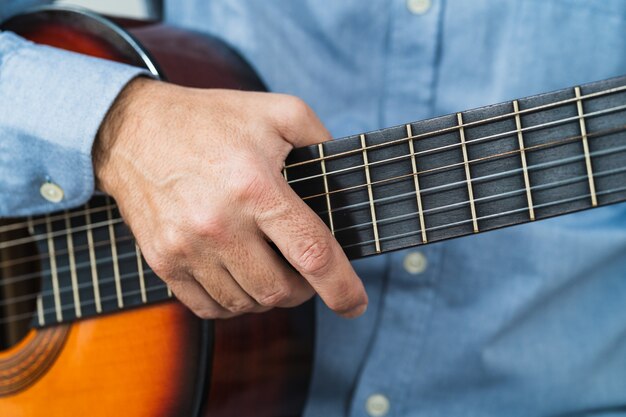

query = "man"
[2,1,626,416]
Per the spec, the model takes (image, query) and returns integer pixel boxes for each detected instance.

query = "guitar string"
[2,119,625,250]
[1,166,626,307]
[1,96,625,235]
[284,84,626,169]
[2,183,626,326]
[1,132,626,276]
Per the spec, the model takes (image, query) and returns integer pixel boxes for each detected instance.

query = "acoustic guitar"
[1,5,625,417]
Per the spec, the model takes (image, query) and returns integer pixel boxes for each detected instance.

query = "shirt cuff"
[0,31,152,217]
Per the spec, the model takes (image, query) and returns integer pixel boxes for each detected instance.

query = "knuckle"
[191,211,229,242]
[293,239,333,277]
[159,227,189,258]
[223,299,256,314]
[257,287,292,307]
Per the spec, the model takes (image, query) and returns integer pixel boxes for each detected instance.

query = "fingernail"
[342,303,367,319]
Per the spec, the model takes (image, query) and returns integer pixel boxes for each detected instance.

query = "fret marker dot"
[40,182,64,203]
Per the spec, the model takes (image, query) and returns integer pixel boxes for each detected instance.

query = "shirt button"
[407,0,432,15]
[40,182,64,203]
[403,251,428,274]
[365,394,390,417]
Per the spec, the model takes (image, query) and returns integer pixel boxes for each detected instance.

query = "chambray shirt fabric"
[3,1,626,416]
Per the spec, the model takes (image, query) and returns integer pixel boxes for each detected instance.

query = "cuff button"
[40,182,64,203]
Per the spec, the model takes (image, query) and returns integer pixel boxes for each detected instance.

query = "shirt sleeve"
[0,31,151,217]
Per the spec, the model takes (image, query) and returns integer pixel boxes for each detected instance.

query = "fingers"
[223,233,315,309]
[257,182,368,318]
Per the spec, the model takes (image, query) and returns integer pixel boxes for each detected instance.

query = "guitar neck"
[21,75,626,327]
[285,75,626,259]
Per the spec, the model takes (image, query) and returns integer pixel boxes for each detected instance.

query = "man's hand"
[93,78,368,319]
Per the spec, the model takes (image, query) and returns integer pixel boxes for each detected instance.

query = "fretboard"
[285,75,626,259]
[16,75,626,327]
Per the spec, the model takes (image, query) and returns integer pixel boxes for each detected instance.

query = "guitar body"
[0,303,203,416]
[0,7,314,417]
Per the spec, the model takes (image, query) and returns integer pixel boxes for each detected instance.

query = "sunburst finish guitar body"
[2,5,626,417]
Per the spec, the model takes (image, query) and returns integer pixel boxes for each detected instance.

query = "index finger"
[256,181,368,318]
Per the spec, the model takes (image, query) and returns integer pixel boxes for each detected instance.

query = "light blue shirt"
[3,1,626,416]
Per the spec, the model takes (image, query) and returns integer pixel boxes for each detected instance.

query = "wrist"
[93,76,156,196]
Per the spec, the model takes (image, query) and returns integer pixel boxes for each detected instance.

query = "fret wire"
[360,134,381,253]
[105,197,123,308]
[406,124,428,243]
[575,86,598,207]
[285,84,626,170]
[282,165,288,181]
[85,203,102,313]
[45,214,63,322]
[27,216,35,235]
[513,100,536,221]
[318,143,336,235]
[457,113,479,233]
[135,244,147,304]
[36,294,44,326]
[167,286,173,298]
[64,212,82,318]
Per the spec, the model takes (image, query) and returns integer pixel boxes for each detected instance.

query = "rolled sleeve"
[0,31,151,217]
